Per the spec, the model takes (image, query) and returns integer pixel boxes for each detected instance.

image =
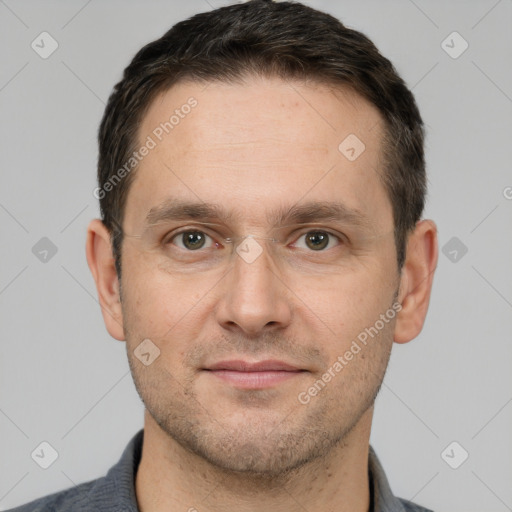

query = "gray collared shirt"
[6,429,433,511]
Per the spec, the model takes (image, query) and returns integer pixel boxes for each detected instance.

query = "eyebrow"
[145,198,373,231]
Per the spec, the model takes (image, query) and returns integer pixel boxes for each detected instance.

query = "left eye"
[293,231,340,251]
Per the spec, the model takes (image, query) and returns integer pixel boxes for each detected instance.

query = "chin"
[172,420,339,479]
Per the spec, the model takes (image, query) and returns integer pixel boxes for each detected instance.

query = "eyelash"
[163,228,345,252]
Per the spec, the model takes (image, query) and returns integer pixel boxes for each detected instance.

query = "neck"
[135,408,373,512]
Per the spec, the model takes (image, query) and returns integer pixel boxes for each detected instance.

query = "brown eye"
[305,232,328,250]
[171,230,213,251]
[294,231,340,251]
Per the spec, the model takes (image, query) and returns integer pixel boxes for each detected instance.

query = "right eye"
[167,230,218,251]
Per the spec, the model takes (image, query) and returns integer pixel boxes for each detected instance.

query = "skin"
[86,75,438,512]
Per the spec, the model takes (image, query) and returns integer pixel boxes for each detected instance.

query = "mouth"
[202,359,307,389]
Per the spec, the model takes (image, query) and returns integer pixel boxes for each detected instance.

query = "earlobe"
[85,219,125,341]
[394,219,438,344]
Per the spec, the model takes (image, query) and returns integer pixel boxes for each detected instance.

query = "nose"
[215,238,292,336]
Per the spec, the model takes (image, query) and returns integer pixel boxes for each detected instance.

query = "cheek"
[295,259,394,331]
[120,251,215,349]
[120,251,171,339]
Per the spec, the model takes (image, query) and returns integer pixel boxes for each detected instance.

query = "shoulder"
[398,497,434,512]
[5,429,144,512]
[4,477,102,512]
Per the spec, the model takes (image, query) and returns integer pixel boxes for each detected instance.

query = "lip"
[203,359,306,389]
[206,359,301,372]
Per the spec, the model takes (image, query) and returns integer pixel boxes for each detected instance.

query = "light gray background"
[1,1,511,511]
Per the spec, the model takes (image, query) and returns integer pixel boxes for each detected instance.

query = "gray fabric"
[6,429,433,511]
[368,445,433,512]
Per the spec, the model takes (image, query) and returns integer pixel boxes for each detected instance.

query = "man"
[8,1,437,510]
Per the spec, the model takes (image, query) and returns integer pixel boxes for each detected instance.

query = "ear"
[394,219,438,344]
[85,219,125,341]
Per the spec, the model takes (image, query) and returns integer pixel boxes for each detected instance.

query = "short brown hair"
[97,0,426,277]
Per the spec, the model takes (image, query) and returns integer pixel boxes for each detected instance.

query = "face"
[119,76,400,475]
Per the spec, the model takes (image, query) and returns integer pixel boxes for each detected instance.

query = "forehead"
[125,75,392,233]
[142,76,382,157]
